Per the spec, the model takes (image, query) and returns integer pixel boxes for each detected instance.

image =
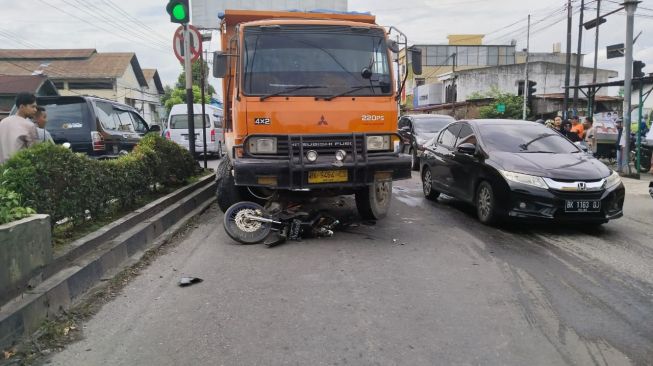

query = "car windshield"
[480,124,580,153]
[40,100,87,130]
[243,25,392,97]
[414,118,453,133]
[170,114,210,129]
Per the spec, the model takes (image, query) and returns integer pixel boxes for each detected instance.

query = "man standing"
[0,92,38,163]
[583,117,595,154]
[32,106,54,143]
[570,115,584,140]
[616,119,625,172]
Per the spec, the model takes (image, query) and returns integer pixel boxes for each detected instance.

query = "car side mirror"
[457,143,476,155]
[399,126,411,133]
[149,124,161,133]
[409,46,422,76]
[213,51,228,78]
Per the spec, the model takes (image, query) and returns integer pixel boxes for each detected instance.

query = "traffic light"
[633,60,646,78]
[527,81,537,99]
[166,0,189,24]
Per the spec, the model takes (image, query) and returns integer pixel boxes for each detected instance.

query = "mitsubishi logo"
[318,115,328,126]
[577,182,587,191]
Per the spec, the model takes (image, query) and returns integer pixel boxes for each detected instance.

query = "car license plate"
[308,170,348,184]
[564,200,601,213]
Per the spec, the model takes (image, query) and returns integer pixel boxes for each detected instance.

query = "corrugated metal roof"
[0,49,96,60]
[0,75,48,94]
[142,68,164,94]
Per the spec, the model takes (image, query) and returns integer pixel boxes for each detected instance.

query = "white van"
[165,104,224,156]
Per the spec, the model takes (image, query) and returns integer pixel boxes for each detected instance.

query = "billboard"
[191,0,348,29]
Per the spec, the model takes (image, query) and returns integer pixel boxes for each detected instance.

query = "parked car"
[34,96,158,158]
[398,114,455,170]
[165,104,223,157]
[420,119,625,225]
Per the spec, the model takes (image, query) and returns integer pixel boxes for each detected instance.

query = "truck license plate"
[308,170,348,184]
[564,200,601,213]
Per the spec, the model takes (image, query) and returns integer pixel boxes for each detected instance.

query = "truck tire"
[216,158,244,213]
[355,180,392,220]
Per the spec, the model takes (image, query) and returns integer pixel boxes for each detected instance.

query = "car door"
[430,123,462,195]
[113,106,140,152]
[449,123,479,202]
[130,111,150,137]
[398,117,412,153]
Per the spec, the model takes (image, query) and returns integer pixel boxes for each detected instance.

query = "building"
[0,49,164,125]
[0,75,59,120]
[141,69,165,125]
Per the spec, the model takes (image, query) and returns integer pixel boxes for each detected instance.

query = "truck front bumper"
[233,154,412,189]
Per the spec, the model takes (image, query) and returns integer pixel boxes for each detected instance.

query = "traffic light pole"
[621,0,638,175]
[573,0,585,114]
[523,14,530,120]
[183,23,196,158]
[200,49,207,169]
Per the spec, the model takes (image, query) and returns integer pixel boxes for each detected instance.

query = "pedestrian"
[554,116,563,132]
[0,92,38,164]
[562,121,581,142]
[570,115,584,139]
[32,106,54,143]
[616,119,625,172]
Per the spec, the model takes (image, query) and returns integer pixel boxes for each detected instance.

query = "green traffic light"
[172,4,186,21]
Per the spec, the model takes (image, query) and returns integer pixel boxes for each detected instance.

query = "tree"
[471,86,529,119]
[161,59,216,114]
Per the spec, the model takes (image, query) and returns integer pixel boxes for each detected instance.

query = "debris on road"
[178,277,203,287]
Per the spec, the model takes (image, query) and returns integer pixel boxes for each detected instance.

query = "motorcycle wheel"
[223,201,272,244]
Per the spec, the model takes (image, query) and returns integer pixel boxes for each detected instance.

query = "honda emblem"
[577,182,587,191]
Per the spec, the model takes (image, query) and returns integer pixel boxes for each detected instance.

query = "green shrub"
[0,187,35,225]
[0,136,198,227]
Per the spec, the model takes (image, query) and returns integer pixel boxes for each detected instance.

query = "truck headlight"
[499,170,548,189]
[367,135,391,151]
[248,137,277,154]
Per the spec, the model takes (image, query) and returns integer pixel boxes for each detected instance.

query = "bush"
[0,187,35,225]
[0,136,198,227]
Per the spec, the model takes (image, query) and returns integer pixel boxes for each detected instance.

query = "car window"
[40,100,87,130]
[130,112,148,133]
[456,124,476,146]
[214,115,223,128]
[414,118,453,134]
[437,124,462,148]
[116,110,135,132]
[398,117,409,129]
[480,124,580,153]
[95,101,120,131]
[169,114,210,129]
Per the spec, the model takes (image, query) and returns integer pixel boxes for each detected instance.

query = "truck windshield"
[243,25,392,97]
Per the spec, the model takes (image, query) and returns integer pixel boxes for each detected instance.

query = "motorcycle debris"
[178,277,203,287]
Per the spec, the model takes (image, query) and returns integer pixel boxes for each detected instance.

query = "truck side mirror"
[213,51,228,78]
[409,47,422,76]
[388,40,400,53]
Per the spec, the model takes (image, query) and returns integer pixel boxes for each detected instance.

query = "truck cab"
[213,10,422,220]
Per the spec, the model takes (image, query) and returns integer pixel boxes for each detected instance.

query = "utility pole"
[200,48,208,169]
[621,0,640,174]
[573,0,585,113]
[592,0,601,84]
[563,0,573,119]
[452,52,457,119]
[183,24,196,157]
[523,14,531,120]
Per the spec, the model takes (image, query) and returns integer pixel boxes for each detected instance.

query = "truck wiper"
[260,85,325,101]
[318,85,375,101]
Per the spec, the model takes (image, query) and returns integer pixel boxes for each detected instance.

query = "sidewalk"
[621,171,652,196]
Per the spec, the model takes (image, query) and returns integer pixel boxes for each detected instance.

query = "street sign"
[173,25,202,63]
[606,43,625,59]
[497,103,506,114]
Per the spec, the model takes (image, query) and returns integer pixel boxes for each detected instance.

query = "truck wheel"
[216,158,243,213]
[355,180,392,220]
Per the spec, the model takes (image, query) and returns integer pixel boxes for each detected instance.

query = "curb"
[0,178,216,350]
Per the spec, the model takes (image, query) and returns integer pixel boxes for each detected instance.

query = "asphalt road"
[47,173,653,366]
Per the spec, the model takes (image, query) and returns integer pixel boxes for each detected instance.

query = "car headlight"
[604,170,621,189]
[248,137,277,154]
[367,135,391,151]
[499,170,549,189]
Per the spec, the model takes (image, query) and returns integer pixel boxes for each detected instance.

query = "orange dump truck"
[212,9,422,220]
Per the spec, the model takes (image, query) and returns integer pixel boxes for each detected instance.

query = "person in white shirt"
[0,92,38,163]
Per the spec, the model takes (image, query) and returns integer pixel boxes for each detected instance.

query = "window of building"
[68,81,113,90]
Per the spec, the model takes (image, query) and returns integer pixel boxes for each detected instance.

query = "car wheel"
[356,179,392,220]
[422,169,440,201]
[410,149,419,171]
[476,181,498,225]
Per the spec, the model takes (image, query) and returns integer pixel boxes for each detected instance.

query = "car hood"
[491,151,611,180]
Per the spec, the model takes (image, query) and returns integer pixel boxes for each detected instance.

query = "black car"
[36,96,158,158]
[420,119,625,225]
[398,114,455,170]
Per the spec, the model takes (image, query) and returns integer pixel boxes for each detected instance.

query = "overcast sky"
[3,0,652,98]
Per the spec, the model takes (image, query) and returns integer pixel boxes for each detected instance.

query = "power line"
[99,0,170,44]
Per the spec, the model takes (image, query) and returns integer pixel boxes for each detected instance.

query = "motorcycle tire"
[223,201,272,244]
